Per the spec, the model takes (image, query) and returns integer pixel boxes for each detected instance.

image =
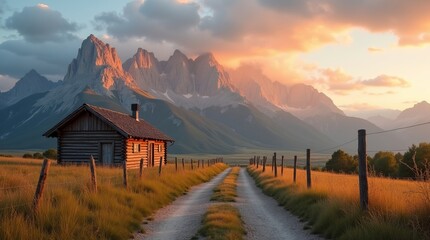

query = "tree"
[43,149,57,160]
[22,153,33,158]
[325,150,358,173]
[33,152,43,159]
[400,143,430,179]
[370,151,398,177]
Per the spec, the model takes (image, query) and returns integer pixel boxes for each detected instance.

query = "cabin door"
[101,143,113,165]
[149,143,155,167]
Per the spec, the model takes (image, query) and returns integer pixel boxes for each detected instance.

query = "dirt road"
[235,167,322,240]
[135,167,321,240]
[134,168,230,240]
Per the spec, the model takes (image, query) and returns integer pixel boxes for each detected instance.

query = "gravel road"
[235,168,322,240]
[134,168,230,240]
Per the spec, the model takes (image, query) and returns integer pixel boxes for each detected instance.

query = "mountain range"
[0,35,427,153]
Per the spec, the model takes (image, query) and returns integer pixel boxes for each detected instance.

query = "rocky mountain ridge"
[0,69,59,108]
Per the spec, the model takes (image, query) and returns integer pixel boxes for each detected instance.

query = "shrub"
[33,152,43,159]
[43,149,57,160]
[22,153,33,158]
[399,143,430,179]
[370,151,398,177]
[325,150,358,173]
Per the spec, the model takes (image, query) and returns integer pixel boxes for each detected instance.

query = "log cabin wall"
[125,138,149,169]
[151,140,166,167]
[58,111,124,165]
[125,139,166,169]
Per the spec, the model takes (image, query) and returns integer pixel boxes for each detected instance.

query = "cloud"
[258,0,430,47]
[362,75,409,88]
[94,0,200,42]
[0,0,6,14]
[315,68,410,95]
[0,39,81,78]
[5,4,79,42]
[368,47,382,52]
[0,74,17,92]
[140,0,200,30]
[94,0,343,63]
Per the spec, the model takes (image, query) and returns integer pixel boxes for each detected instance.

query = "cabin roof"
[43,103,174,142]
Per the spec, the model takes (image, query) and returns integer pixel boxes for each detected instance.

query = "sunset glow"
[1,0,430,114]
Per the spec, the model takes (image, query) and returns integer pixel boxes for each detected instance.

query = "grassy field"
[248,166,430,240]
[211,167,240,202]
[197,167,245,240]
[0,156,227,240]
[198,204,245,240]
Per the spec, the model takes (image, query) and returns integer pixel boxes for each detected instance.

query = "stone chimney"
[131,103,139,121]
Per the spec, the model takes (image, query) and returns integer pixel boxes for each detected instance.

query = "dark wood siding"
[58,111,124,165]
[62,111,113,131]
[59,131,124,164]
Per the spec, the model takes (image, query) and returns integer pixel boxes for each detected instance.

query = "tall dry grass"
[249,166,430,240]
[0,156,227,240]
[211,167,240,202]
[197,167,245,240]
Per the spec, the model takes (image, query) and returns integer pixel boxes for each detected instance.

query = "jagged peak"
[171,49,188,60]
[413,101,430,107]
[25,69,40,76]
[195,52,218,65]
[85,34,104,46]
[19,69,49,84]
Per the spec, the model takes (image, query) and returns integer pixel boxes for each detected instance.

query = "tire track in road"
[235,168,322,240]
[134,168,230,240]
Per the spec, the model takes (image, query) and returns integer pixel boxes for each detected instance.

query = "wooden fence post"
[198,160,200,168]
[262,156,266,172]
[274,152,278,177]
[306,149,311,189]
[89,155,97,193]
[139,158,144,179]
[207,159,209,167]
[175,157,178,172]
[158,157,163,176]
[123,161,128,188]
[182,158,185,170]
[358,129,369,211]
[293,155,297,183]
[257,156,260,169]
[191,159,194,170]
[33,158,51,212]
[281,155,284,176]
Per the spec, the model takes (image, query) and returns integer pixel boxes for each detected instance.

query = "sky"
[1,0,430,116]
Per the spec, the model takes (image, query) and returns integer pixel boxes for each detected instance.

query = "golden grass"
[248,166,430,240]
[274,166,428,215]
[198,167,245,240]
[198,204,245,240]
[211,167,240,202]
[0,156,227,240]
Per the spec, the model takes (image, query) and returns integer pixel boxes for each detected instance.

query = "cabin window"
[133,143,140,153]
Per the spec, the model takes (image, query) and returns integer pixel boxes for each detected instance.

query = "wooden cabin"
[43,103,174,169]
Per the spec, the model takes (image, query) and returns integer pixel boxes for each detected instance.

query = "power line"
[314,138,358,154]
[368,121,430,136]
